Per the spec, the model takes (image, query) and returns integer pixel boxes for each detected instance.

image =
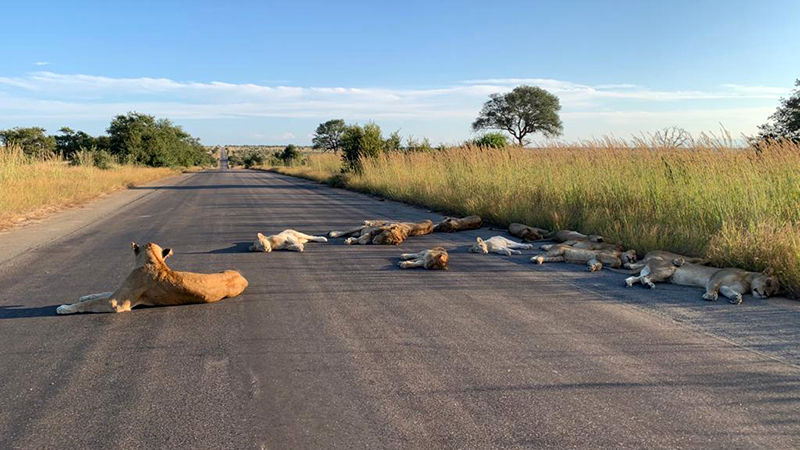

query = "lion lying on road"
[669,263,779,304]
[57,242,248,314]
[398,247,449,270]
[531,245,637,271]
[433,215,482,232]
[624,251,689,289]
[470,236,534,256]
[549,230,604,243]
[508,223,550,241]
[250,230,328,252]
[330,219,434,245]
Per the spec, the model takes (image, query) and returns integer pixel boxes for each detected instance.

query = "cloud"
[33,62,50,66]
[0,71,790,142]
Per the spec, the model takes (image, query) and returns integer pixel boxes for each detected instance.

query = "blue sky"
[1,0,799,145]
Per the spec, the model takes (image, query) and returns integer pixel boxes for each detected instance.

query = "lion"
[433,215,482,232]
[250,229,328,252]
[339,220,434,245]
[548,230,604,243]
[508,223,550,241]
[623,251,688,289]
[670,263,780,304]
[540,240,623,252]
[398,247,449,270]
[470,236,535,256]
[531,245,637,271]
[329,220,389,239]
[56,242,248,314]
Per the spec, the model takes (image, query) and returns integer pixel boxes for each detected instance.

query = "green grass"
[274,141,800,297]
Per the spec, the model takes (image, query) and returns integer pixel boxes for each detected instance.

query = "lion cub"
[470,236,534,256]
[398,247,449,270]
[250,230,328,252]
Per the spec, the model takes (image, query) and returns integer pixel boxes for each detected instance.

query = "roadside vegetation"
[0,145,177,230]
[268,81,800,296]
[0,112,215,229]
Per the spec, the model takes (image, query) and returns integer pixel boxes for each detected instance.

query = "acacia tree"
[0,127,56,157]
[758,79,800,142]
[312,119,346,152]
[472,85,563,146]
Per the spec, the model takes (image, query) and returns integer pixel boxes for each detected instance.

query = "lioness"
[433,215,482,232]
[470,236,534,256]
[670,263,780,304]
[329,220,389,239]
[398,247,449,270]
[342,220,434,245]
[508,223,550,241]
[548,230,604,243]
[624,251,688,289]
[540,240,623,252]
[531,245,637,271]
[250,229,328,252]
[57,242,248,314]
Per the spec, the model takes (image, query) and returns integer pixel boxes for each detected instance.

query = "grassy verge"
[1,146,179,230]
[272,142,800,297]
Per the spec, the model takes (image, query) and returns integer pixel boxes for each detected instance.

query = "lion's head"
[752,268,780,298]
[131,242,173,267]
[250,233,273,252]
[470,237,489,254]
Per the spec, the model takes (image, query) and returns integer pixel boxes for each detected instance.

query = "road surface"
[1,169,798,448]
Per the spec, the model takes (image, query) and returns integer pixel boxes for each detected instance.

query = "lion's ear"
[162,248,174,259]
[476,237,484,244]
[763,267,775,276]
[257,232,265,238]
[131,242,140,254]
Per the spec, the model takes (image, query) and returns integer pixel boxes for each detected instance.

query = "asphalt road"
[1,168,799,448]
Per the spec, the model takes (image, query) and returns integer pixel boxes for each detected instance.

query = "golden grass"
[275,141,800,296]
[0,146,178,230]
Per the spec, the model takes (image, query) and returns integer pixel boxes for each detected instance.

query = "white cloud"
[0,71,790,142]
[33,61,50,66]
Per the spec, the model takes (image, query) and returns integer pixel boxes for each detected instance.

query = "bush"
[471,132,509,148]
[69,148,113,169]
[340,123,386,172]
[107,112,210,167]
[406,137,434,152]
[280,145,302,165]
[242,151,266,168]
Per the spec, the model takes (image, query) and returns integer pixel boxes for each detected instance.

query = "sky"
[1,0,799,145]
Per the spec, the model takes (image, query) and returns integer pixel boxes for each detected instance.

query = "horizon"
[2,1,799,145]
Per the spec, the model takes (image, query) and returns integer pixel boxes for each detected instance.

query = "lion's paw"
[56,304,75,315]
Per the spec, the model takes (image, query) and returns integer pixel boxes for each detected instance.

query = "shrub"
[280,145,302,165]
[471,132,509,148]
[340,123,385,172]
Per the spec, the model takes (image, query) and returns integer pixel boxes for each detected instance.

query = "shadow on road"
[131,184,318,190]
[0,304,59,319]
[186,242,253,254]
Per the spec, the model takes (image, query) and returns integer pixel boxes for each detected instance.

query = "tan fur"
[57,242,248,314]
[540,240,623,252]
[433,215,482,232]
[339,220,434,245]
[398,247,449,270]
[549,230,604,243]
[328,220,389,238]
[531,245,636,270]
[508,223,550,241]
[250,229,328,252]
[470,236,534,256]
[670,263,780,304]
[624,251,688,289]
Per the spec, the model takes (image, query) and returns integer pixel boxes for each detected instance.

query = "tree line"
[0,112,215,168]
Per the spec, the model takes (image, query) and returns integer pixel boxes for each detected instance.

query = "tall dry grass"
[275,141,800,296]
[0,145,177,230]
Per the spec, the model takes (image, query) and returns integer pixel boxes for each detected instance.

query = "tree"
[471,132,509,148]
[280,144,302,165]
[757,79,800,142]
[340,122,385,172]
[0,127,56,158]
[472,85,563,146]
[55,127,104,158]
[312,119,347,153]
[107,112,212,167]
